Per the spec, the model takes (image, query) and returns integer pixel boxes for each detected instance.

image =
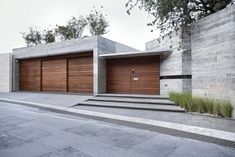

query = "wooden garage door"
[42,59,67,92]
[68,56,93,93]
[19,59,41,91]
[107,55,160,95]
[19,52,93,93]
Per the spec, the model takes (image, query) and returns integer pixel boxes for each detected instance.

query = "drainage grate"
[214,139,235,148]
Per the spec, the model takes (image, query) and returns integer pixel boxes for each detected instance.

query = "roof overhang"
[99,49,172,60]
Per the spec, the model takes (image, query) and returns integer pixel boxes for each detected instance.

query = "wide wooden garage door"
[68,56,93,93]
[42,59,67,92]
[19,52,93,93]
[106,55,160,95]
[19,59,41,91]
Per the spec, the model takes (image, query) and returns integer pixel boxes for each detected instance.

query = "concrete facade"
[191,5,235,115]
[3,4,234,108]
[145,28,192,95]
[12,36,137,94]
[0,53,12,92]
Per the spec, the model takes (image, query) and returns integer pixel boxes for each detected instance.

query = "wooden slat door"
[130,56,160,94]
[19,59,41,91]
[41,59,67,92]
[68,56,93,93]
[106,58,131,93]
[106,56,160,95]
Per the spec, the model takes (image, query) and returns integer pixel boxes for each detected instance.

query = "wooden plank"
[19,59,41,91]
[106,55,160,95]
[68,56,93,93]
[42,59,67,92]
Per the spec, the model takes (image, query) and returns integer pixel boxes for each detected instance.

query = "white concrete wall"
[160,79,183,95]
[0,53,12,92]
[191,5,235,116]
[146,29,191,95]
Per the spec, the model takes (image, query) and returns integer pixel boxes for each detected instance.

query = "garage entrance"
[19,52,93,93]
[106,55,160,95]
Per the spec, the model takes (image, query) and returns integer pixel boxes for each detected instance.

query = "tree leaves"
[22,7,109,46]
[86,8,109,36]
[126,0,233,35]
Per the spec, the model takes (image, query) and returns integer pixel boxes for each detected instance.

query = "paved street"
[0,102,235,157]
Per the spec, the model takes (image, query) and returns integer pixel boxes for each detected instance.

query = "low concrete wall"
[191,5,235,116]
[146,29,191,95]
[0,53,12,92]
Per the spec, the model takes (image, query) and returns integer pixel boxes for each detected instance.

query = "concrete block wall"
[191,5,235,116]
[146,29,191,95]
[13,36,98,59]
[0,53,12,92]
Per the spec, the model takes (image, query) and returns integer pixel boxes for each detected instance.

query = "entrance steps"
[78,94,184,112]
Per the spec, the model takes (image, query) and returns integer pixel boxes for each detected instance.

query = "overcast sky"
[0,0,160,54]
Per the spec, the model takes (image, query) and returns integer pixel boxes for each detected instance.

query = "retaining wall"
[191,5,235,116]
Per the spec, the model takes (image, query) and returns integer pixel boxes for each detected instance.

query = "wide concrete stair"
[78,94,184,112]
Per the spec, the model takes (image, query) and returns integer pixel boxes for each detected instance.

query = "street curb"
[1,98,235,148]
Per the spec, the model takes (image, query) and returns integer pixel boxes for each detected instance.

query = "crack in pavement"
[164,138,185,157]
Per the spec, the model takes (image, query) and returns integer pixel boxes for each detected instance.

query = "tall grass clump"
[220,99,233,118]
[169,92,233,118]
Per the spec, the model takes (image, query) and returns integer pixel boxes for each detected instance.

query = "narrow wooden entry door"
[130,56,160,94]
[106,55,160,95]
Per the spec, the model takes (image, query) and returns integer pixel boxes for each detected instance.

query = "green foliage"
[55,16,87,40]
[169,92,233,118]
[220,99,233,118]
[21,26,43,46]
[86,7,109,36]
[126,0,233,34]
[43,29,56,43]
[22,7,109,46]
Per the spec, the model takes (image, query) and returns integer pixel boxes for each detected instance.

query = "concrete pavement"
[1,92,235,147]
[0,92,92,107]
[1,101,235,157]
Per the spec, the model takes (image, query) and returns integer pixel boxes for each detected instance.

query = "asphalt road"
[0,102,234,157]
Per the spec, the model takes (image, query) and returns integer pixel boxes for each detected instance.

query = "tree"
[126,0,233,34]
[43,29,56,43]
[86,8,109,36]
[22,8,109,46]
[55,16,87,40]
[22,27,43,46]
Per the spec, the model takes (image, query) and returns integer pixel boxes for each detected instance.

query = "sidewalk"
[75,106,235,133]
[0,92,235,147]
[0,92,92,107]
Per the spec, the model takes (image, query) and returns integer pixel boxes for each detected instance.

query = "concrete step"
[79,101,184,112]
[97,94,169,100]
[88,96,176,105]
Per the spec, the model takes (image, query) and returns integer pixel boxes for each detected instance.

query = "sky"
[0,0,160,54]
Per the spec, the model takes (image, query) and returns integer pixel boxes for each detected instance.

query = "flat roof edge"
[99,50,172,59]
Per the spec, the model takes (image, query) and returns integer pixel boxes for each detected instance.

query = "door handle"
[131,69,135,73]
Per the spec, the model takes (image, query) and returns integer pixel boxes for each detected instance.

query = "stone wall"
[0,53,12,92]
[146,28,191,95]
[191,5,235,116]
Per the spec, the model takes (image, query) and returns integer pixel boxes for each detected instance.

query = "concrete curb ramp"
[0,98,235,148]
